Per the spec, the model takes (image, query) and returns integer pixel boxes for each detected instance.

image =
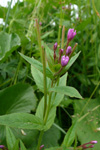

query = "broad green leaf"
[72,98,100,150]
[49,86,83,99]
[0,113,44,130]
[62,122,77,147]
[31,65,51,93]
[19,52,53,79]
[0,31,20,62]
[0,83,37,145]
[6,126,16,150]
[0,83,37,114]
[20,140,27,150]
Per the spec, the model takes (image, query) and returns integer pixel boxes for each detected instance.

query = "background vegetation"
[0,0,100,149]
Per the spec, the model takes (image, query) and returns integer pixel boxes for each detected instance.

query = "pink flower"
[67,28,76,41]
[61,55,69,67]
[66,46,72,55]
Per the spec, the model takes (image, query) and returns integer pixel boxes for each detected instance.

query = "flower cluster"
[53,28,76,68]
[77,140,97,149]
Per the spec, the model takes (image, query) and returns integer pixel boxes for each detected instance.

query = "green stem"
[37,81,53,150]
[44,91,52,124]
[61,26,65,49]
[3,0,13,32]
[37,131,44,150]
[69,43,78,58]
[42,47,47,117]
[57,0,63,49]
[35,19,43,62]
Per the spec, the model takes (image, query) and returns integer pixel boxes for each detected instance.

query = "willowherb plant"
[0,19,98,150]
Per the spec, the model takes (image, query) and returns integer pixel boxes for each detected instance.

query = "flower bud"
[67,28,76,41]
[90,141,97,144]
[39,22,42,26]
[66,46,72,55]
[53,42,57,51]
[61,55,69,67]
[40,145,44,150]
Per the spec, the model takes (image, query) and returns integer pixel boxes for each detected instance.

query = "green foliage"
[31,65,51,93]
[72,98,100,150]
[0,31,20,61]
[0,113,44,130]
[0,0,100,149]
[62,122,77,147]
[49,86,82,99]
[0,83,37,114]
[19,53,53,79]
[6,126,17,150]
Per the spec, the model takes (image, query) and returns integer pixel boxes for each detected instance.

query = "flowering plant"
[0,20,97,150]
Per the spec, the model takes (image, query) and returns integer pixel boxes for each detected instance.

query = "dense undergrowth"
[0,0,100,150]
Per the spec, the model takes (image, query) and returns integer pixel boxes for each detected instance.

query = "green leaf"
[6,126,16,150]
[20,140,27,150]
[49,86,83,99]
[0,83,37,145]
[41,30,54,39]
[0,31,20,62]
[62,122,77,147]
[13,140,19,150]
[45,106,56,131]
[66,51,81,70]
[72,98,100,150]
[31,65,51,93]
[36,97,56,131]
[52,73,68,106]
[59,52,81,76]
[0,83,37,114]
[19,52,53,79]
[0,113,44,130]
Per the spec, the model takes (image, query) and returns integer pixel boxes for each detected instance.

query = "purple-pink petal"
[67,28,76,41]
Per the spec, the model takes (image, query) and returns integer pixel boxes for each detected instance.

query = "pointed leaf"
[19,52,53,79]
[13,140,19,150]
[62,122,77,147]
[49,86,83,99]
[31,65,51,93]
[0,113,44,130]
[20,140,27,150]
